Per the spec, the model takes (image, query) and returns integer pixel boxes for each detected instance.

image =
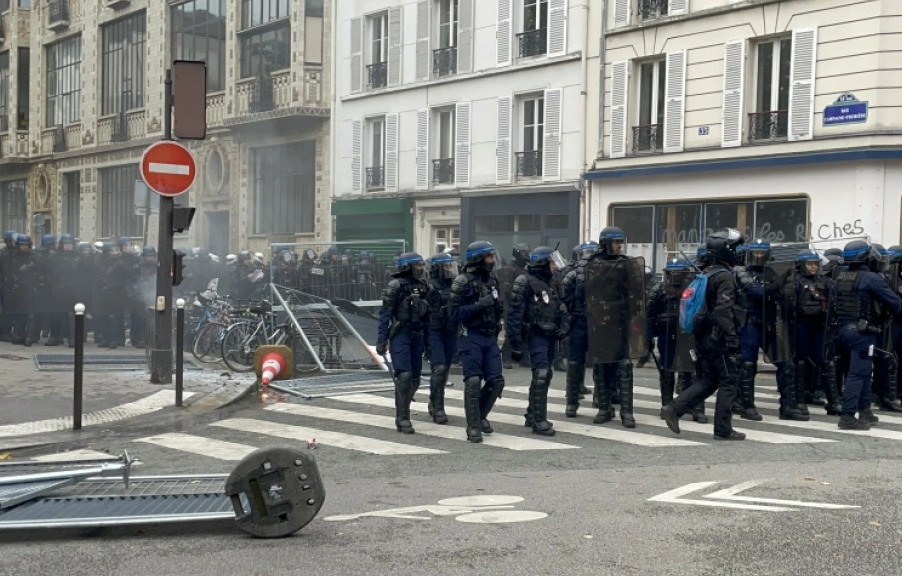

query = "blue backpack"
[679,269,727,335]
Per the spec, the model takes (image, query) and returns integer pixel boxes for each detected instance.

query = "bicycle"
[219,301,299,373]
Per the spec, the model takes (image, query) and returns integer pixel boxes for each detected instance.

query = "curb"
[185,381,257,413]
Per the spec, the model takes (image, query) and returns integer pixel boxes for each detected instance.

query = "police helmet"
[142,246,157,258]
[887,245,902,264]
[3,230,17,243]
[237,250,252,263]
[529,246,567,272]
[76,242,93,254]
[102,243,121,255]
[746,239,771,268]
[872,243,887,256]
[465,241,497,272]
[824,248,843,261]
[302,249,317,262]
[663,258,691,286]
[15,234,32,247]
[429,252,459,280]
[226,254,237,265]
[396,252,426,279]
[41,234,58,249]
[59,234,75,245]
[577,241,598,261]
[796,249,821,277]
[842,240,870,266]
[511,243,531,266]
[598,226,626,256]
[705,228,744,265]
[117,237,133,253]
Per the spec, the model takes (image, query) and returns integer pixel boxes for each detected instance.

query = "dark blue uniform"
[561,258,590,416]
[426,275,457,424]
[794,271,842,414]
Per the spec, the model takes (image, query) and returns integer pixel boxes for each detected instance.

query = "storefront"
[331,197,413,249]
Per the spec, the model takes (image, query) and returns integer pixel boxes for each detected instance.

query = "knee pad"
[488,376,505,396]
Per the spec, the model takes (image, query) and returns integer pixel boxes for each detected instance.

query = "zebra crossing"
[130,383,902,461]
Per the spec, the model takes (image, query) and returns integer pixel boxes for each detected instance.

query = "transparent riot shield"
[585,257,648,364]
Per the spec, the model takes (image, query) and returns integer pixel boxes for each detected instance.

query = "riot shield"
[54,251,80,313]
[586,257,648,364]
[29,250,54,315]
[762,261,796,363]
[658,273,696,373]
[4,250,34,313]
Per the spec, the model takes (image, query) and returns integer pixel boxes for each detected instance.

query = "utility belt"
[461,324,496,337]
[530,321,557,335]
[389,322,425,339]
[841,320,882,334]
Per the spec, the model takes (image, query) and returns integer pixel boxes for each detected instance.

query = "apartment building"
[585,0,902,272]
[332,0,592,258]
[0,0,331,256]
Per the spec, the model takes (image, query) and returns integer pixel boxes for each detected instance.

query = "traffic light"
[172,250,186,286]
[172,206,196,234]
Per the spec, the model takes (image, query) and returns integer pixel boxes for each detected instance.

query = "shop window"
[705,201,753,239]
[754,198,807,243]
[750,38,791,142]
[655,204,701,267]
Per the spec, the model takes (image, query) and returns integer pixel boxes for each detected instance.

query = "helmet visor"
[748,249,769,267]
[412,261,427,279]
[441,261,459,279]
[666,269,689,286]
[803,260,821,275]
[549,250,567,271]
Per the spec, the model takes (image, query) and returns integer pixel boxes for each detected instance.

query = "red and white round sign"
[140,141,197,197]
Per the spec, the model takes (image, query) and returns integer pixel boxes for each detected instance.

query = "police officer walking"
[505,246,569,436]
[560,242,600,418]
[499,243,530,369]
[425,252,459,425]
[832,241,902,429]
[375,253,431,435]
[662,229,747,440]
[449,241,505,444]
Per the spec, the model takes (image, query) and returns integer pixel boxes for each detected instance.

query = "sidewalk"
[0,341,255,449]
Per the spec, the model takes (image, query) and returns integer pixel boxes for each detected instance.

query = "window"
[171,0,227,92]
[518,0,547,57]
[46,35,81,127]
[638,0,668,21]
[433,0,458,77]
[242,0,289,27]
[0,52,8,133]
[0,0,7,11]
[433,108,455,184]
[751,38,791,141]
[433,225,460,254]
[62,171,79,236]
[366,117,385,190]
[517,96,543,177]
[305,0,324,64]
[101,12,146,116]
[366,12,388,88]
[100,165,142,238]
[635,59,666,153]
[253,141,316,235]
[0,180,27,234]
[16,48,28,130]
[240,0,290,78]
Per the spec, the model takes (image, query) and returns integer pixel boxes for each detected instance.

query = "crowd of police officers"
[377,227,902,442]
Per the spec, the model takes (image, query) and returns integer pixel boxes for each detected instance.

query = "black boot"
[618,361,635,428]
[792,361,810,417]
[464,377,483,443]
[428,364,449,424]
[530,368,555,436]
[740,361,762,421]
[822,359,843,415]
[479,377,504,434]
[565,361,584,418]
[838,414,870,430]
[779,364,808,421]
[524,370,537,428]
[394,372,415,434]
[592,365,614,423]
[659,371,676,418]
[681,373,708,423]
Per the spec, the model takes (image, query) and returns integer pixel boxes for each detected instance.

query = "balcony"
[748,110,788,143]
[206,92,225,128]
[48,0,70,31]
[105,0,130,8]
[516,150,543,178]
[367,61,388,89]
[51,125,67,152]
[248,75,274,113]
[517,28,547,58]
[433,46,457,78]
[638,0,668,20]
[366,166,384,190]
[632,124,663,154]
[432,158,455,185]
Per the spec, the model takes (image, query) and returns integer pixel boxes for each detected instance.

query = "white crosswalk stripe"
[136,433,258,461]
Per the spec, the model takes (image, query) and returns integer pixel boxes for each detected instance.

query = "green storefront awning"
[332,197,413,248]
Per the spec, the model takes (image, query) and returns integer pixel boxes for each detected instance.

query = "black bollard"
[176,298,185,407]
[73,303,85,430]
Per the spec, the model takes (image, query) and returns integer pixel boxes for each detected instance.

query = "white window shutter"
[721,39,746,148]
[613,0,631,28]
[385,114,399,192]
[664,50,687,153]
[610,61,629,158]
[669,0,688,16]
[351,120,363,193]
[496,96,512,185]
[789,27,818,142]
[455,102,472,187]
[543,88,563,181]
[416,109,430,190]
[547,0,568,57]
[415,1,430,81]
[350,18,363,93]
[496,0,512,67]
[458,0,475,73]
[388,7,403,87]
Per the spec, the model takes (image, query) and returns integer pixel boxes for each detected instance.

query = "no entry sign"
[140,141,197,196]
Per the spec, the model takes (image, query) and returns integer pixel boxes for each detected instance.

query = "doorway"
[206,211,230,257]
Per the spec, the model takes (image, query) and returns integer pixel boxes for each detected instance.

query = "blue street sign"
[823,93,868,126]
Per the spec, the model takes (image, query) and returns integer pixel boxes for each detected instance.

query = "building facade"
[586,0,902,272]
[332,0,592,259]
[0,0,331,256]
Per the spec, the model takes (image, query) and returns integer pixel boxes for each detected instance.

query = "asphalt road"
[2,366,901,576]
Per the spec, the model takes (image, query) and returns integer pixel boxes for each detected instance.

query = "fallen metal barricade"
[0,446,325,538]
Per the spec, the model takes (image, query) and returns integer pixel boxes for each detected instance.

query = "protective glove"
[376,341,388,356]
[476,292,496,309]
[511,349,524,363]
[555,329,569,342]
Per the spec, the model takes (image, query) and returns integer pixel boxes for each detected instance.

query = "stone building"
[0,0,331,256]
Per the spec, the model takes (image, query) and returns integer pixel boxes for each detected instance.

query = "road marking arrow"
[648,480,860,512]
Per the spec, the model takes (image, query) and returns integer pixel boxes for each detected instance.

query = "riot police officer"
[8,234,33,346]
[449,241,505,444]
[662,229,746,440]
[425,253,459,425]
[500,243,530,369]
[0,230,18,342]
[832,241,901,429]
[129,246,158,348]
[376,253,431,435]
[867,244,902,412]
[506,247,569,436]
[560,243,601,418]
[643,259,707,423]
[823,248,843,278]
[28,235,61,346]
[886,246,902,410]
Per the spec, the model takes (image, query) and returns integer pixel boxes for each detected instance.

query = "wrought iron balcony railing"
[517,28,547,58]
[432,158,455,185]
[632,123,663,154]
[51,125,67,153]
[366,166,384,189]
[48,0,70,28]
[433,46,457,78]
[367,61,388,89]
[516,150,543,178]
[748,110,788,142]
[249,74,274,113]
[638,0,668,20]
[111,109,128,142]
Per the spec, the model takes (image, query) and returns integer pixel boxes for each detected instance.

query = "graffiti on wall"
[815,219,865,241]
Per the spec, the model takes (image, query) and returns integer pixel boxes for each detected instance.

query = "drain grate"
[34,354,202,372]
[270,371,395,398]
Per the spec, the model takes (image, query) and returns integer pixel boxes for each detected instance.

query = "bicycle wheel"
[220,321,263,373]
[192,321,228,362]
